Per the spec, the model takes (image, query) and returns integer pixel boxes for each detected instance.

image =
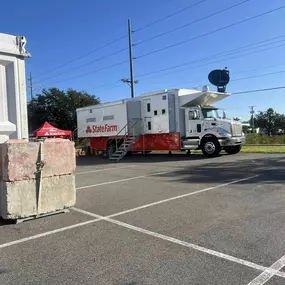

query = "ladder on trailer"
[109,119,142,162]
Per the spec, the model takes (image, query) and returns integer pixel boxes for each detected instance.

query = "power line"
[231,62,285,76]
[95,82,125,92]
[32,1,207,81]
[163,63,285,88]
[232,69,285,82]
[134,0,208,33]
[129,60,285,95]
[53,59,129,84]
[138,36,285,78]
[33,34,128,80]
[141,69,285,95]
[48,38,285,91]
[136,36,285,79]
[141,42,285,82]
[140,66,285,93]
[34,47,128,84]
[135,0,251,46]
[233,86,285,95]
[135,4,285,60]
[109,41,285,95]
[95,82,285,97]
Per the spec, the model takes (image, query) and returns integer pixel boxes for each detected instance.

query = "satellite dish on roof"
[208,68,230,93]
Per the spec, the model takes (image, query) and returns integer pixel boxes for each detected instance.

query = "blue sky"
[1,0,285,121]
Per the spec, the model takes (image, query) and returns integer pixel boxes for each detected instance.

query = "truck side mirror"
[189,110,198,120]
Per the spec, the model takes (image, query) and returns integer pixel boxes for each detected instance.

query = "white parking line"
[0,219,99,249]
[106,175,259,218]
[0,175,259,250]
[76,171,172,190]
[246,255,285,285]
[76,165,136,175]
[72,207,285,279]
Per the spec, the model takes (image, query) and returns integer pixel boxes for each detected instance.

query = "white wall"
[0,33,30,143]
[141,93,170,134]
[77,101,128,138]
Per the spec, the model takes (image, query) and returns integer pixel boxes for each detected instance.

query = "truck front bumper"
[218,136,245,147]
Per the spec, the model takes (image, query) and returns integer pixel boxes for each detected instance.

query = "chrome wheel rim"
[205,141,215,154]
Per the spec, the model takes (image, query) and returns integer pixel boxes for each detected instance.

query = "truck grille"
[231,123,242,136]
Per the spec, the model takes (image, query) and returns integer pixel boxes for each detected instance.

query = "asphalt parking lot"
[0,153,285,285]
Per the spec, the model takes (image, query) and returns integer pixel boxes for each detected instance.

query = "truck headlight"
[216,130,231,138]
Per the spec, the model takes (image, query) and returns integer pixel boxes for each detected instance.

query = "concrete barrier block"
[1,139,75,181]
[0,174,75,219]
[0,143,4,181]
[43,139,76,177]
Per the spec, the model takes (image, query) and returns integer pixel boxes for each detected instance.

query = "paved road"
[0,153,285,284]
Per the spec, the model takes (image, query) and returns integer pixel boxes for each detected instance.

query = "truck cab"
[182,104,245,157]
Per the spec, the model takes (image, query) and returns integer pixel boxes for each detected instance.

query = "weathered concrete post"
[0,33,76,221]
[0,33,31,143]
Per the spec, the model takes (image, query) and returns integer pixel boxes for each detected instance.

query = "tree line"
[28,88,100,133]
[249,108,285,135]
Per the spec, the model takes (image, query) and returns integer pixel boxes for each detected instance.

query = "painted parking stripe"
[107,175,260,218]
[0,175,258,250]
[246,255,285,285]
[76,165,136,175]
[72,207,285,279]
[0,219,100,249]
[76,171,172,190]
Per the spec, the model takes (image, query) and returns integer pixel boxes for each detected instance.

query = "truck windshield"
[217,109,227,119]
[202,109,219,119]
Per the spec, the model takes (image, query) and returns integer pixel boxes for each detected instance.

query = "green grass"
[241,145,285,153]
[191,145,285,154]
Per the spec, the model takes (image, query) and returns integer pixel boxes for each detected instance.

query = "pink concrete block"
[1,139,76,182]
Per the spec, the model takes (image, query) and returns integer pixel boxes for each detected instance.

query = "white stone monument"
[0,33,31,143]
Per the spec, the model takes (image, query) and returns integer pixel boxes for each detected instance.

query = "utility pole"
[128,19,135,98]
[27,72,41,131]
[29,72,33,101]
[249,106,255,132]
[28,72,34,132]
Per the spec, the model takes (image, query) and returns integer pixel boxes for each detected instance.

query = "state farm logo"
[86,124,118,134]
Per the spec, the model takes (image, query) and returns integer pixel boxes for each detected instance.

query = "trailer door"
[168,93,176,132]
[127,100,142,135]
[142,99,152,134]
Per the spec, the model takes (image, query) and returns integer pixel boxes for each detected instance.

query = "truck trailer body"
[76,87,245,160]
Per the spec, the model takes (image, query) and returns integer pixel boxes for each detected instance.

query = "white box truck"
[76,86,245,161]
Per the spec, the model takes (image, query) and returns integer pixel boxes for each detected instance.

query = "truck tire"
[224,145,241,155]
[201,137,221,158]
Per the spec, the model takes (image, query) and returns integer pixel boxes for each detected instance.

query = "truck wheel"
[201,138,221,158]
[224,145,241,155]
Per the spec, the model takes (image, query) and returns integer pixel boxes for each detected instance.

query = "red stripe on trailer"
[90,137,110,150]
[132,133,180,151]
[90,133,180,151]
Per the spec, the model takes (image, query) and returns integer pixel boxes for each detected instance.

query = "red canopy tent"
[33,122,72,140]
